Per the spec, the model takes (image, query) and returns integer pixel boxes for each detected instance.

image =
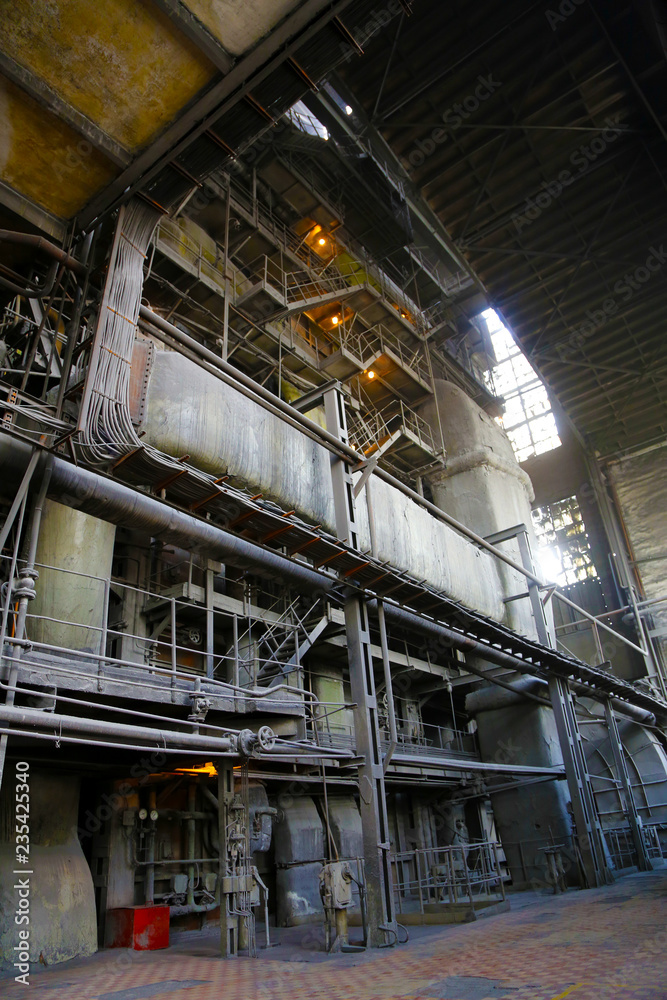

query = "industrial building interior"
[0,0,667,988]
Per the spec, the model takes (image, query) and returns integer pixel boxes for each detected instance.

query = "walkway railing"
[605,822,666,870]
[391,842,505,914]
[339,322,431,386]
[312,719,479,761]
[347,399,441,462]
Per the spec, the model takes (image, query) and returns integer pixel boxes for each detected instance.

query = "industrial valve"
[257,725,275,751]
[188,694,211,722]
[237,726,276,757]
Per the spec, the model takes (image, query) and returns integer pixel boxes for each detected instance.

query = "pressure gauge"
[149,809,159,822]
[138,808,148,820]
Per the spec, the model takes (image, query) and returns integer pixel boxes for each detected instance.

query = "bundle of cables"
[78,199,163,467]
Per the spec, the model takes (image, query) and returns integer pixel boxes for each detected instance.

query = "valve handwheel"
[257,725,275,751]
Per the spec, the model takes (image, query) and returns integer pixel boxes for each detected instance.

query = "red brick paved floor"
[2,870,666,999]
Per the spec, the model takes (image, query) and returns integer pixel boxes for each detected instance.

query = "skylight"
[285,101,329,140]
[482,308,561,463]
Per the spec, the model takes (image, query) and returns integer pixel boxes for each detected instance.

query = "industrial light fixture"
[368,369,376,379]
[318,237,327,246]
[345,105,353,115]
[331,315,340,325]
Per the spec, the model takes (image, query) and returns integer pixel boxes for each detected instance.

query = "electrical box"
[319,861,353,908]
[172,873,188,894]
[222,874,254,894]
[203,872,217,892]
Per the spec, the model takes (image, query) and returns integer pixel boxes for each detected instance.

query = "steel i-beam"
[324,385,397,947]
[604,700,650,872]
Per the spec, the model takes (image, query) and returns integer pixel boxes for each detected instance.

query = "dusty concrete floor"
[2,870,666,999]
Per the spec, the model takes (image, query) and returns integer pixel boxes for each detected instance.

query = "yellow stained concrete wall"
[0,77,117,219]
[1,0,215,153]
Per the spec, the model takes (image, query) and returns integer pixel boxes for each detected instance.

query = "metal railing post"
[170,596,177,702]
[99,577,110,691]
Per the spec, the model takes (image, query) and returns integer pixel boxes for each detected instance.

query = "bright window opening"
[482,309,561,462]
[285,101,328,140]
[532,496,598,586]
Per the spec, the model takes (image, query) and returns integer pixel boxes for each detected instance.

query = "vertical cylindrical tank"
[466,684,573,888]
[419,379,539,637]
[420,380,535,536]
[28,499,116,654]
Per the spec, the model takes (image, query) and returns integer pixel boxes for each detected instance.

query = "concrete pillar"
[0,772,97,967]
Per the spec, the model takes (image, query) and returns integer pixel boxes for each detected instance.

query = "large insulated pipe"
[0,434,333,595]
[136,309,647,658]
[466,676,656,725]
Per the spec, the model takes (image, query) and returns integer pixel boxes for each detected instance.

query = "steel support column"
[604,700,650,871]
[516,528,555,649]
[548,675,611,887]
[218,760,239,957]
[324,385,397,947]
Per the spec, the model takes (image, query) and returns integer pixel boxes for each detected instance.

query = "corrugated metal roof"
[336,0,667,457]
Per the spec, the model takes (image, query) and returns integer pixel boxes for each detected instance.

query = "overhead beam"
[149,0,235,73]
[78,0,358,230]
[0,52,131,168]
[0,179,67,242]
[376,0,546,121]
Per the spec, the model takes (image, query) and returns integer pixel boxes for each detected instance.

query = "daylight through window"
[481,309,561,463]
[532,496,598,586]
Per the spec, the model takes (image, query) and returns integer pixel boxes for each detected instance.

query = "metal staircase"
[347,398,445,481]
[230,595,335,686]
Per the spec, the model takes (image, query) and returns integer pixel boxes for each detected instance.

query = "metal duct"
[371,599,533,671]
[0,433,334,595]
[466,677,550,713]
[0,230,87,276]
[373,599,659,723]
